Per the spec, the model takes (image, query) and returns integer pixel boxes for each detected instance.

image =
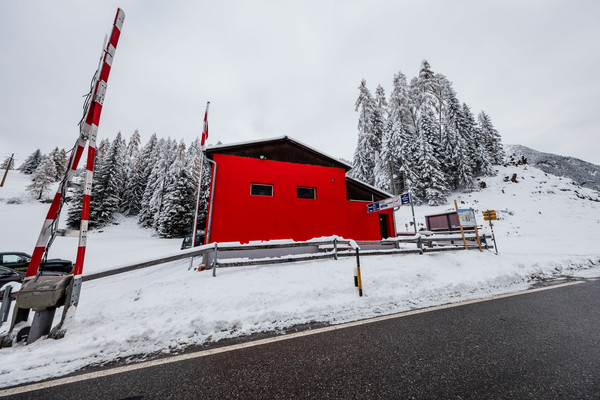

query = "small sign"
[367,193,408,213]
[400,193,410,205]
[483,210,497,221]
[457,208,477,228]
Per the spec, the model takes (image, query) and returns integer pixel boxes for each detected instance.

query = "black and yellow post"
[355,248,363,297]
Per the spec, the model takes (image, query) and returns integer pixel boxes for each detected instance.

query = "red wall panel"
[206,154,395,243]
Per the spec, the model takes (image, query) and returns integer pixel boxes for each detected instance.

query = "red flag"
[201,107,209,146]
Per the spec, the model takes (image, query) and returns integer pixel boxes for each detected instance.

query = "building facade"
[204,136,395,244]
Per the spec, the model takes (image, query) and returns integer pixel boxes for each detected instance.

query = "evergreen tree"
[139,138,177,229]
[187,137,211,232]
[66,178,84,229]
[49,147,68,181]
[157,141,197,237]
[27,157,57,199]
[477,111,505,165]
[120,130,143,215]
[89,132,126,227]
[1,156,15,170]
[19,149,43,174]
[351,80,379,186]
[123,133,158,216]
[96,138,111,162]
[412,114,448,205]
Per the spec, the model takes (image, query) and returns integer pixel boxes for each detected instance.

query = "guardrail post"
[333,238,338,260]
[212,242,218,277]
[417,236,423,254]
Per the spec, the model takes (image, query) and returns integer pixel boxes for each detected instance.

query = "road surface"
[3,279,600,399]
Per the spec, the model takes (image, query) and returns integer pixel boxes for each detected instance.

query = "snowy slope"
[505,144,600,191]
[1,165,600,388]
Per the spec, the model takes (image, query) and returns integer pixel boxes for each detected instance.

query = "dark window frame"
[297,186,316,199]
[251,183,273,197]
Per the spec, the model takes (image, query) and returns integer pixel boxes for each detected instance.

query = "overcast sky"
[1,0,599,167]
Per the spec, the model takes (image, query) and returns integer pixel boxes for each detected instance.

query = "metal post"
[487,211,499,255]
[454,200,469,250]
[409,191,417,235]
[333,238,338,260]
[191,102,210,250]
[212,242,218,277]
[27,307,57,345]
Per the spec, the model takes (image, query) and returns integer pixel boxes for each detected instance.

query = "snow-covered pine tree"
[96,138,111,162]
[1,156,15,170]
[442,92,474,190]
[351,80,378,186]
[19,149,43,174]
[49,147,68,181]
[89,132,126,227]
[387,71,418,194]
[460,104,494,176]
[120,130,142,215]
[372,85,389,190]
[27,156,57,199]
[477,111,505,165]
[123,133,158,217]
[139,138,177,229]
[157,141,197,237]
[187,137,211,232]
[412,114,448,205]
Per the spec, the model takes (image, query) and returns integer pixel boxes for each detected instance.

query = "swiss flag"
[201,108,209,146]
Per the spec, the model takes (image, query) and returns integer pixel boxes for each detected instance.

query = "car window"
[2,255,25,263]
[0,267,13,276]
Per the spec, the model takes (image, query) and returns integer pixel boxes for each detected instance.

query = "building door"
[379,214,389,239]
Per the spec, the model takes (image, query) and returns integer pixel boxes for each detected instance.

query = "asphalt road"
[3,279,600,399]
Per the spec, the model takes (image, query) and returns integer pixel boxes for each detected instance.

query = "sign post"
[454,200,469,250]
[483,210,499,254]
[367,192,417,235]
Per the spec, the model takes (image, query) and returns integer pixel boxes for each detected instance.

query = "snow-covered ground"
[1,165,600,388]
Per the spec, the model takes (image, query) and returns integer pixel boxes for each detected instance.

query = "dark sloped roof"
[205,136,353,171]
[345,176,392,201]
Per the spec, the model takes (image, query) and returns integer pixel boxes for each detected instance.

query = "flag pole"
[191,102,210,253]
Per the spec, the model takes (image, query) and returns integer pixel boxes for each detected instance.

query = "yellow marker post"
[355,248,363,297]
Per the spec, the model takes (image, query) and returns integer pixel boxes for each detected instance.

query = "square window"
[251,183,273,196]
[297,187,316,199]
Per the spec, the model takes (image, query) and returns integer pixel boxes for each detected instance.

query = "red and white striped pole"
[25,8,125,280]
[74,8,125,279]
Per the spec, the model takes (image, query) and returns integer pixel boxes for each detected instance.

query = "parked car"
[0,266,25,286]
[181,231,205,250]
[0,252,73,274]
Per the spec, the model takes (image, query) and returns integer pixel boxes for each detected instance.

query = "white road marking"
[0,280,585,397]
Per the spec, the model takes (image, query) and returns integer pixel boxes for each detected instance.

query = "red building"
[204,136,396,244]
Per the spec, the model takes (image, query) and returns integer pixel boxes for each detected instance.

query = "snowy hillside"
[1,164,600,388]
[506,144,600,191]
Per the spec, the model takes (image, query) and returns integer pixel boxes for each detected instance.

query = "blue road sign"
[401,193,410,205]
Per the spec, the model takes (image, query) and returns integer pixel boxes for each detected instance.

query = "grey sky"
[1,0,599,167]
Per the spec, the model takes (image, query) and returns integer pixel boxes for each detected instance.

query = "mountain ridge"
[505,144,600,192]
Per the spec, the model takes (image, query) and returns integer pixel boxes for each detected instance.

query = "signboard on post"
[457,208,477,228]
[367,194,405,213]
